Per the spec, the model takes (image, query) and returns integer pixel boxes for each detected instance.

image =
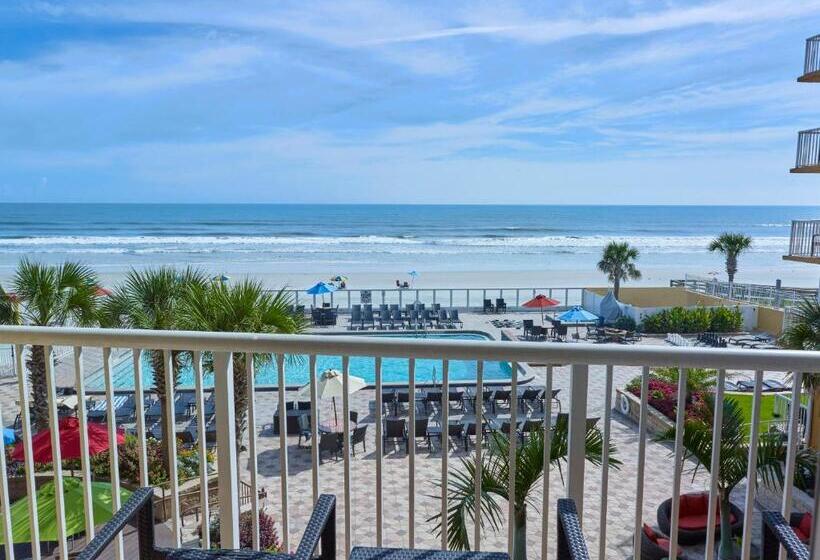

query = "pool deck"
[0,311,796,559]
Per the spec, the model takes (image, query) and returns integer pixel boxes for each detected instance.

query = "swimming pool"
[85,332,513,390]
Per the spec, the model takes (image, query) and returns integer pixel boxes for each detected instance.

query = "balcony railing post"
[213,350,240,549]
[566,363,588,515]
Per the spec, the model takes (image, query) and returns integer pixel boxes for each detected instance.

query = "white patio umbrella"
[296,368,366,424]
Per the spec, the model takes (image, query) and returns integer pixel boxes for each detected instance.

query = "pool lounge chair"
[383,418,408,453]
[389,308,405,329]
[449,309,463,328]
[349,305,363,330]
[496,298,507,312]
[362,307,375,330]
[483,299,495,313]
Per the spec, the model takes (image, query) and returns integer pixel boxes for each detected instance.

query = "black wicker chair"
[557,498,590,560]
[75,488,336,560]
[656,493,743,545]
[761,510,810,560]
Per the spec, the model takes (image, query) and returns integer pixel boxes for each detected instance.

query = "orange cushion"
[798,513,813,539]
[643,523,658,543]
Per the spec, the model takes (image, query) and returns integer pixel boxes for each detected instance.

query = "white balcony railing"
[0,326,818,560]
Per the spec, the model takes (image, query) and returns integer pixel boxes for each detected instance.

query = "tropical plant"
[597,241,641,299]
[660,395,815,559]
[0,260,99,429]
[651,367,717,394]
[708,233,752,283]
[99,266,207,472]
[641,306,741,334]
[178,280,307,451]
[611,315,637,331]
[779,297,820,448]
[430,417,620,559]
[207,508,283,551]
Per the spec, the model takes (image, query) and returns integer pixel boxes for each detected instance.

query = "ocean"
[0,204,817,287]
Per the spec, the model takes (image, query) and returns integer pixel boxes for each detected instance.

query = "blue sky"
[2,1,820,204]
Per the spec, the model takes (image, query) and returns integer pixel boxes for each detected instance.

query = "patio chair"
[496,298,507,312]
[557,498,590,560]
[349,410,359,425]
[297,400,312,411]
[381,389,396,414]
[377,306,391,329]
[350,425,368,455]
[493,389,511,410]
[349,305,363,330]
[388,303,400,314]
[446,422,464,451]
[422,309,436,328]
[462,422,482,451]
[395,390,411,415]
[520,419,541,439]
[319,432,342,463]
[407,310,422,330]
[640,524,682,560]
[413,417,431,450]
[761,510,810,560]
[448,389,464,410]
[436,309,450,328]
[483,299,495,313]
[657,492,743,545]
[297,414,312,448]
[449,309,463,328]
[73,487,336,560]
[519,387,542,410]
[431,303,441,313]
[522,319,534,339]
[383,418,408,453]
[424,390,442,413]
[362,308,375,330]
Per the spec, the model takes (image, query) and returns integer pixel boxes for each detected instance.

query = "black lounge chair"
[557,498,590,560]
[518,387,542,410]
[496,298,507,312]
[383,418,408,453]
[73,487,337,560]
[448,389,464,410]
[424,390,442,413]
[483,299,495,313]
[522,319,534,339]
[389,308,404,329]
[362,308,375,330]
[349,305,363,330]
[381,389,396,414]
[493,389,511,411]
[297,414,312,448]
[413,417,431,450]
[449,309,463,328]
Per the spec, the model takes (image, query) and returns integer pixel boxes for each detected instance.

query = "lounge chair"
[424,390,442,413]
[297,414,312,447]
[349,305,363,330]
[522,319,534,339]
[381,389,396,414]
[413,417,431,450]
[437,309,450,328]
[350,425,368,455]
[483,299,495,313]
[496,298,507,312]
[448,389,464,410]
[449,309,463,328]
[389,308,404,329]
[493,389,511,411]
[407,309,423,330]
[421,309,436,329]
[383,418,408,453]
[519,387,542,410]
[446,423,463,451]
[362,308,375,330]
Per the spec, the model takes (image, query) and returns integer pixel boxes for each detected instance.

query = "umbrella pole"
[332,397,338,425]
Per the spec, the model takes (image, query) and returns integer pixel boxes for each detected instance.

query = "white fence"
[286,287,584,313]
[0,326,817,560]
[679,275,818,309]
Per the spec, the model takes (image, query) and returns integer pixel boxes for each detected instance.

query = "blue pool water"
[86,332,512,390]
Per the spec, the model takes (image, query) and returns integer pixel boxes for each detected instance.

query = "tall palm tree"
[430,417,620,559]
[178,280,307,451]
[661,395,815,559]
[99,267,207,472]
[0,260,99,429]
[780,297,820,448]
[708,233,752,283]
[597,241,641,299]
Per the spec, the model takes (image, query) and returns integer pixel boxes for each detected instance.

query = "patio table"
[351,546,508,559]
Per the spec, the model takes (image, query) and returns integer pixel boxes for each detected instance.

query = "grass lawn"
[725,392,780,427]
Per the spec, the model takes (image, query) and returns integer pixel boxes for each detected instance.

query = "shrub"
[641,306,742,334]
[611,315,637,331]
[651,367,717,394]
[208,509,283,551]
[626,374,710,423]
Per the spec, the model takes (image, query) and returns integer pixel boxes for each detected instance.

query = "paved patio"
[0,312,795,559]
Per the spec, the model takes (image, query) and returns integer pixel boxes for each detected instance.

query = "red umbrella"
[11,416,124,463]
[522,294,560,324]
[94,286,112,297]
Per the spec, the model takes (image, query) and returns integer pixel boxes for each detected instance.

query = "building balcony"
[791,129,820,173]
[784,219,820,264]
[0,326,817,559]
[798,34,820,82]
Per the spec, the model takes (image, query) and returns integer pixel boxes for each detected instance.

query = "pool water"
[86,332,512,390]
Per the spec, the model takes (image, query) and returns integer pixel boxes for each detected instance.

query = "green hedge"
[641,305,742,334]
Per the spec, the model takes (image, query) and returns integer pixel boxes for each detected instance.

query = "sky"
[2,1,820,204]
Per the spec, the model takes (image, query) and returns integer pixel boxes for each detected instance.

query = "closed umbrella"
[11,416,124,463]
[296,369,366,424]
[522,294,560,324]
[0,478,131,543]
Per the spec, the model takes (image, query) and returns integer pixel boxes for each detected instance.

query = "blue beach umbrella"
[408,270,419,287]
[556,306,599,324]
[3,428,15,445]
[212,274,231,283]
[306,281,337,305]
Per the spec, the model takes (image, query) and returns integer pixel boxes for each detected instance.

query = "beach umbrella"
[11,416,124,463]
[296,368,366,424]
[306,281,337,305]
[212,274,231,283]
[94,286,112,297]
[3,428,15,445]
[408,270,419,288]
[556,306,599,324]
[522,294,560,324]
[330,275,348,283]
[0,478,132,543]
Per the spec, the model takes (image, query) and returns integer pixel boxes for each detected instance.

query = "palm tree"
[430,417,620,559]
[661,395,815,559]
[0,260,99,429]
[597,241,641,299]
[780,297,820,448]
[708,233,752,283]
[99,267,207,472]
[178,279,307,451]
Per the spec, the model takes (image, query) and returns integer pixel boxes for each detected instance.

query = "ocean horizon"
[0,203,818,288]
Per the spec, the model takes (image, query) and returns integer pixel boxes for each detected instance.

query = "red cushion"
[679,492,709,516]
[677,512,737,531]
[656,539,683,558]
[643,523,658,543]
[798,513,813,539]
[794,527,810,542]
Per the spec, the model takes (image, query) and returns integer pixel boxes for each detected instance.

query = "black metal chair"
[413,417,431,450]
[383,418,408,453]
[522,319,534,339]
[483,299,495,313]
[350,425,368,455]
[75,488,336,560]
[495,298,507,312]
[557,498,590,560]
[297,414,312,448]
[318,432,342,463]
